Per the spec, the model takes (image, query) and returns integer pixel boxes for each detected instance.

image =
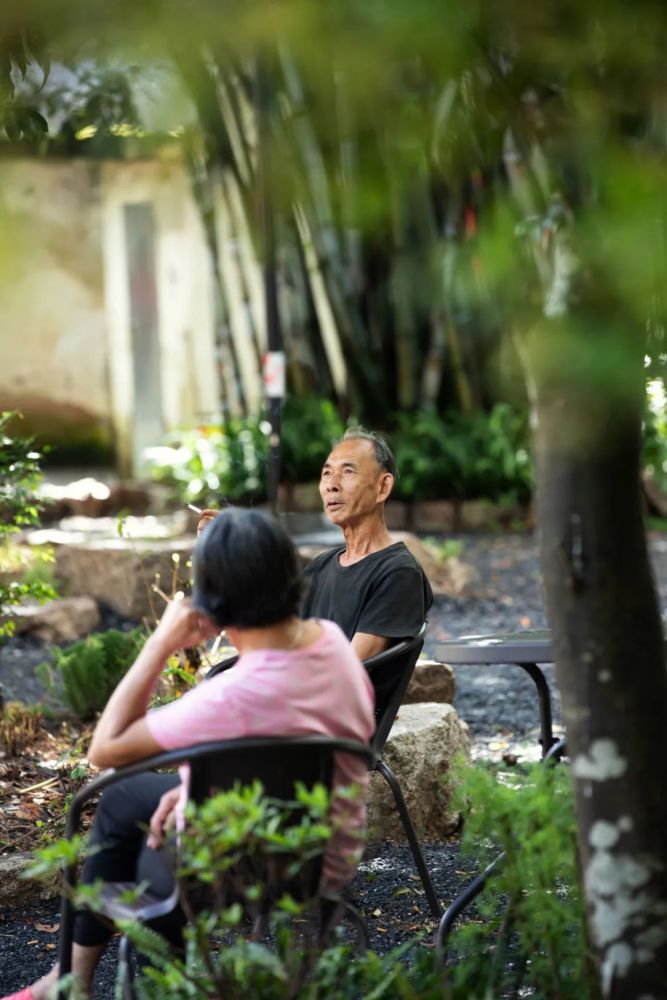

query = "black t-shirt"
[300,542,433,642]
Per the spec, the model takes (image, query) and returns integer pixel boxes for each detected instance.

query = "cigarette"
[187,504,202,514]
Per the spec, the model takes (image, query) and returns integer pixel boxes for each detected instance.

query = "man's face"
[319,439,393,527]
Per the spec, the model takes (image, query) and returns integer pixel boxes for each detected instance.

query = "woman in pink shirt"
[5,509,374,1000]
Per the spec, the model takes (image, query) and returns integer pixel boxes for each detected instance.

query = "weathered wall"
[0,158,111,454]
[0,155,219,471]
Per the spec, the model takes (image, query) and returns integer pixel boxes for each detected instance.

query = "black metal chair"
[204,624,441,918]
[57,735,375,998]
[363,622,442,919]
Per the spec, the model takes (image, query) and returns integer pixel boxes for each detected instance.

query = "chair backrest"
[188,736,346,904]
[365,621,428,753]
[204,652,240,681]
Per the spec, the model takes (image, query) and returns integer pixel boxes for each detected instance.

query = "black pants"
[74,772,182,948]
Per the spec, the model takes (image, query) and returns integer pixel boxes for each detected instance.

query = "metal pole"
[255,54,283,516]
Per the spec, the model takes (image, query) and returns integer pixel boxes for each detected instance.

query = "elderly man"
[198,428,432,707]
[301,427,432,660]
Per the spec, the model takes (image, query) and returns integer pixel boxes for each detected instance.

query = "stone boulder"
[390,532,474,597]
[367,702,470,842]
[403,659,455,705]
[0,852,60,906]
[7,596,100,643]
[53,537,195,622]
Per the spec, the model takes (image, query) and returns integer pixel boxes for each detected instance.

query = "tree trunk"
[525,324,667,997]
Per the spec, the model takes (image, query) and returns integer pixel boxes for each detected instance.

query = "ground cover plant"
[26,781,445,1000]
[17,756,595,999]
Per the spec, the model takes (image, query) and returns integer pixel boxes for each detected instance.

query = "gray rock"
[0,852,60,906]
[403,659,455,705]
[7,596,100,643]
[367,702,470,842]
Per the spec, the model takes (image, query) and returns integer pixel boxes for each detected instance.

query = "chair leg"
[319,897,369,951]
[375,759,442,919]
[118,935,135,1000]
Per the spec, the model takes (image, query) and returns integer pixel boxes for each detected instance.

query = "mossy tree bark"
[523,320,667,997]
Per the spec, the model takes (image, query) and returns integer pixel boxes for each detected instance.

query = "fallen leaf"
[372,908,382,917]
[15,803,40,820]
[35,922,60,933]
[46,942,56,950]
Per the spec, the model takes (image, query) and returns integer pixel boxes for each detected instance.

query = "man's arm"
[351,632,389,660]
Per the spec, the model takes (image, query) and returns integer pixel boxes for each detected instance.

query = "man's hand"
[152,597,219,657]
[147,785,182,850]
[197,509,219,536]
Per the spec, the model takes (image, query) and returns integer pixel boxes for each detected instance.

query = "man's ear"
[377,472,394,503]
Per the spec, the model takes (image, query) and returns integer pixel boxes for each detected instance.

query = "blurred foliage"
[391,403,532,502]
[0,540,55,587]
[280,397,344,484]
[144,419,270,507]
[0,24,49,142]
[448,760,598,1000]
[642,376,667,494]
[0,411,56,635]
[143,402,533,504]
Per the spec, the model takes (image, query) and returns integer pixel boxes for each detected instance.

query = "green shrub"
[280,397,344,483]
[28,780,443,999]
[392,403,533,503]
[43,627,145,720]
[447,760,598,1000]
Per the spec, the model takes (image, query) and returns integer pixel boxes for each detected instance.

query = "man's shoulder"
[369,541,423,573]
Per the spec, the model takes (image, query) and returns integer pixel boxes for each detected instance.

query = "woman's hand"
[152,597,219,657]
[197,509,218,536]
[147,785,182,850]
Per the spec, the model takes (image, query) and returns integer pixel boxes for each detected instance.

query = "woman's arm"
[88,599,218,769]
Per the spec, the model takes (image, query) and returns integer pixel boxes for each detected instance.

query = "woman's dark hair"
[192,508,303,629]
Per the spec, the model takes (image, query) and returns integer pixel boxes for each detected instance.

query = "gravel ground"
[3,530,667,996]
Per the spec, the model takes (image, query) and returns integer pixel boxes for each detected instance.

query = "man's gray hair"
[341,426,397,480]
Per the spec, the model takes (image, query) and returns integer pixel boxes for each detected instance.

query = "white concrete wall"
[0,155,220,472]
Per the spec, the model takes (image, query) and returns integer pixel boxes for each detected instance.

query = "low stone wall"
[28,530,196,622]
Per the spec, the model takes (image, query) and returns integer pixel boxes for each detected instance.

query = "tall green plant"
[447,762,598,1000]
